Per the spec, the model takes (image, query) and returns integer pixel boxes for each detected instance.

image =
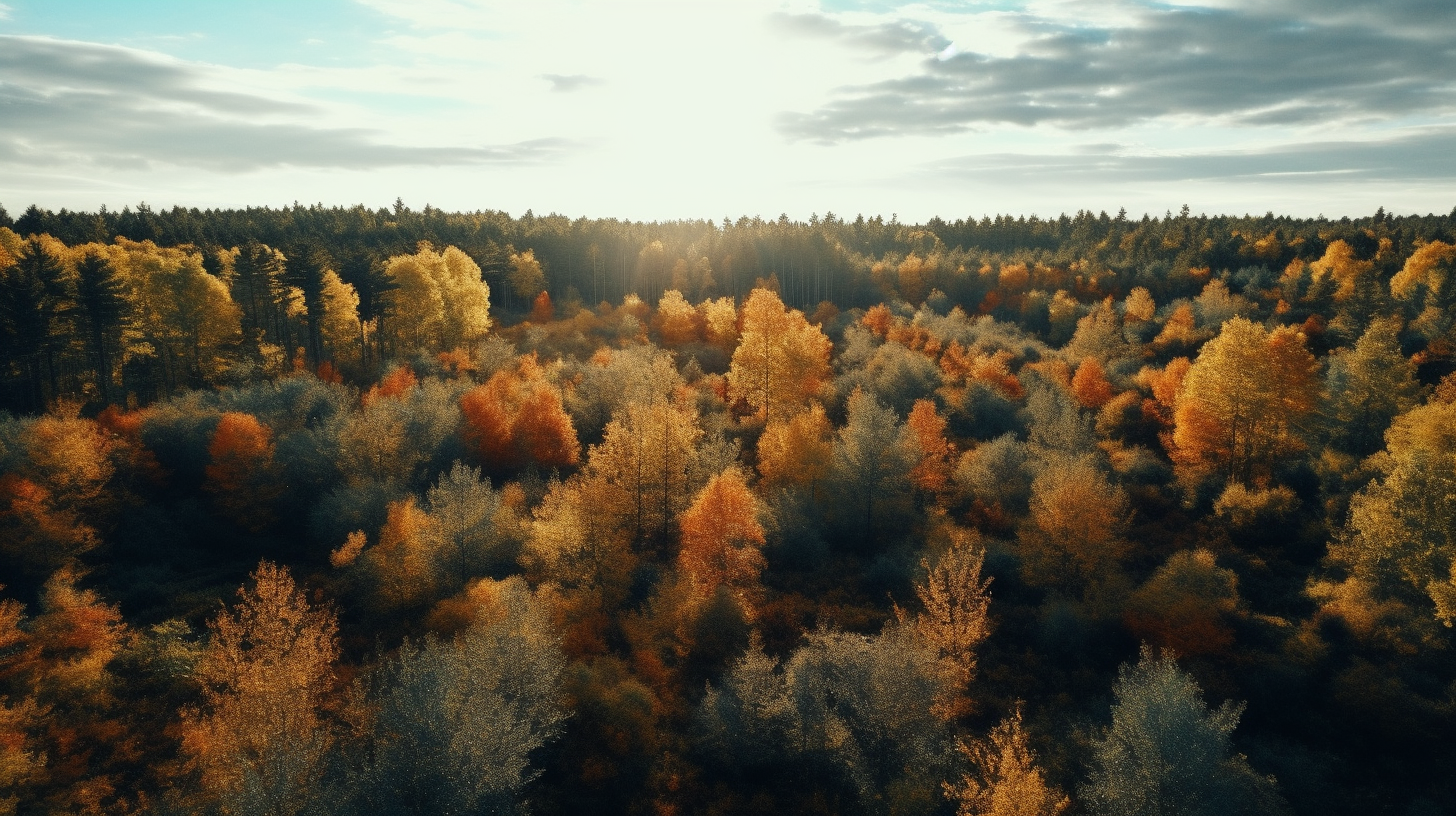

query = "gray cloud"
[922,129,1456,186]
[770,12,949,58]
[0,35,575,171]
[541,73,604,93]
[779,2,1456,141]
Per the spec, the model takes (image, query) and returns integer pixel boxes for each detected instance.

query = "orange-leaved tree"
[461,353,579,471]
[204,412,280,530]
[677,469,766,607]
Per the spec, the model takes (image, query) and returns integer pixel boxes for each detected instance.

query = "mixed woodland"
[2,200,1456,815]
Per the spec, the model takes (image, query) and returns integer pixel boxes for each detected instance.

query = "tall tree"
[73,251,127,405]
[356,578,566,816]
[947,705,1069,816]
[179,563,338,816]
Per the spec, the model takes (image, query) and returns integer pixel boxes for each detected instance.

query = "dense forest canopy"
[2,199,1456,815]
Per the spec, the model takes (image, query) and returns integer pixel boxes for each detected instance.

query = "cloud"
[778,1,1456,141]
[923,129,1456,186]
[0,35,575,171]
[0,4,11,21]
[540,73,603,93]
[770,12,949,58]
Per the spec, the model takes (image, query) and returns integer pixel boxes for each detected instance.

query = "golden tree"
[586,399,703,546]
[756,403,833,495]
[1171,317,1317,486]
[180,563,337,816]
[726,288,831,419]
[1019,458,1130,597]
[902,528,992,693]
[384,243,491,352]
[947,705,1069,816]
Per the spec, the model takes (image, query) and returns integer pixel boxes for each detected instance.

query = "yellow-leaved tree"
[726,288,831,420]
[1170,317,1317,486]
[384,243,491,352]
[180,563,337,816]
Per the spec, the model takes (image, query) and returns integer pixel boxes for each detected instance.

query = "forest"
[1,199,1456,815]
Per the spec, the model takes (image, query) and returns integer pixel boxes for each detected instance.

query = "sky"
[1,0,1454,221]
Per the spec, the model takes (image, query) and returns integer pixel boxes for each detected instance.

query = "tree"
[696,625,957,815]
[205,412,280,531]
[677,469,766,606]
[283,243,330,367]
[1325,395,1456,625]
[1124,550,1241,657]
[902,530,992,692]
[180,563,338,816]
[318,269,362,369]
[947,705,1069,816]
[1019,457,1129,597]
[0,238,70,410]
[586,399,704,546]
[726,288,832,419]
[384,243,491,352]
[756,403,833,495]
[1322,316,1421,456]
[230,242,289,369]
[1071,357,1115,410]
[653,289,700,345]
[356,578,566,816]
[907,399,956,498]
[73,251,127,405]
[1171,317,1316,486]
[1081,647,1286,816]
[460,353,578,471]
[508,248,546,303]
[830,388,919,545]
[425,461,503,584]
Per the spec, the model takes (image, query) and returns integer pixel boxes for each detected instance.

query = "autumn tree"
[756,403,833,495]
[726,287,832,419]
[947,705,1069,816]
[1019,457,1130,600]
[677,469,766,607]
[205,412,281,531]
[180,563,338,816]
[1071,357,1115,410]
[461,354,579,471]
[508,248,547,304]
[901,529,992,693]
[1124,549,1242,657]
[1324,394,1456,626]
[1170,317,1317,486]
[586,398,704,546]
[384,243,491,352]
[318,268,362,369]
[907,399,956,499]
[653,289,701,346]
[1081,647,1286,816]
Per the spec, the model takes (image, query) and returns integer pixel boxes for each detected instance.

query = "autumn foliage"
[461,353,579,471]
